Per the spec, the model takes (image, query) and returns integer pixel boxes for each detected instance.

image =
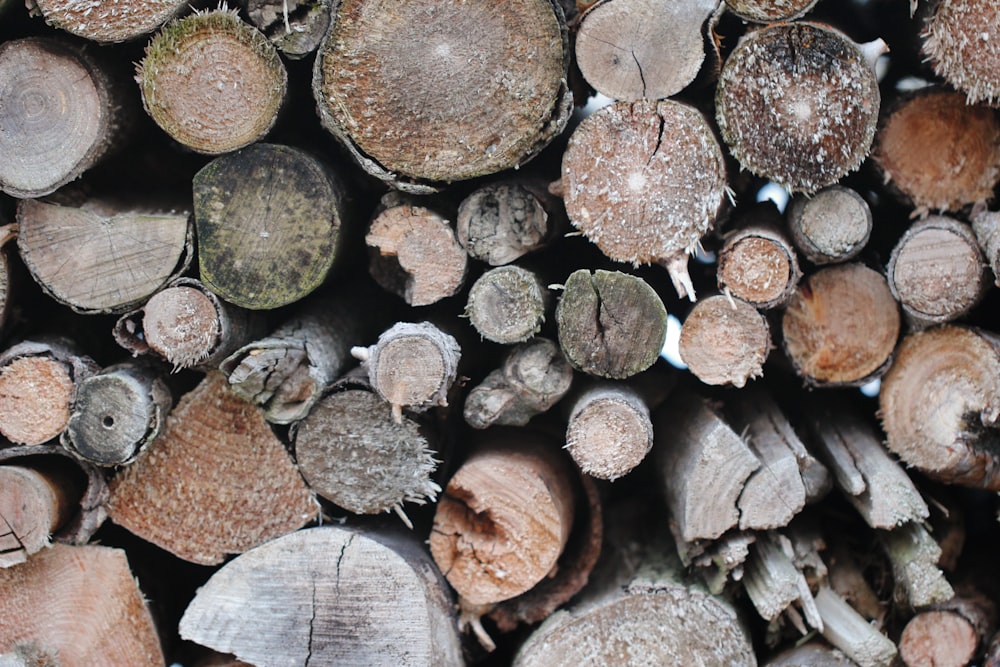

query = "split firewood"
[922,0,1000,105]
[0,339,98,446]
[107,371,319,565]
[679,293,771,388]
[313,0,572,191]
[366,193,468,307]
[193,142,348,310]
[787,185,872,265]
[813,586,897,667]
[691,531,757,595]
[973,209,1000,284]
[16,195,192,314]
[179,525,463,667]
[456,179,563,266]
[743,531,821,629]
[464,337,573,430]
[512,501,756,666]
[115,278,265,371]
[559,99,728,299]
[899,588,997,667]
[352,321,461,421]
[717,202,801,309]
[61,362,171,467]
[0,37,127,198]
[573,0,717,100]
[826,543,885,624]
[765,642,858,667]
[880,521,954,609]
[292,381,441,526]
[802,395,928,529]
[0,460,83,567]
[0,543,164,666]
[137,9,286,154]
[564,381,656,481]
[725,0,819,22]
[556,269,666,379]
[30,0,186,42]
[245,0,331,59]
[781,263,900,386]
[465,265,550,344]
[716,22,884,193]
[880,325,1000,490]
[874,89,1000,214]
[887,215,987,328]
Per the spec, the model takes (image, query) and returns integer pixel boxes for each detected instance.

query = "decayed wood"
[802,395,928,529]
[787,185,872,265]
[679,293,771,387]
[725,0,819,22]
[559,99,727,299]
[887,215,987,328]
[765,642,857,667]
[245,0,331,59]
[573,0,717,100]
[743,532,821,628]
[556,269,666,379]
[61,362,171,467]
[193,143,347,310]
[465,266,549,344]
[16,196,192,314]
[813,586,897,667]
[0,37,125,198]
[115,278,265,370]
[874,89,1000,214]
[973,209,1000,285]
[30,0,185,42]
[463,337,573,430]
[293,385,440,524]
[716,22,883,193]
[880,521,954,609]
[880,325,1000,490]
[352,321,461,421]
[107,371,319,565]
[456,179,562,266]
[0,463,81,568]
[899,590,998,667]
[565,383,654,481]
[0,339,97,446]
[0,543,164,666]
[313,0,571,191]
[137,9,286,154]
[922,0,1000,105]
[366,193,468,307]
[179,525,463,667]
[781,263,900,386]
[430,435,577,608]
[716,203,801,309]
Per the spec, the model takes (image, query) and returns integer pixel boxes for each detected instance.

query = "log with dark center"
[245,0,331,59]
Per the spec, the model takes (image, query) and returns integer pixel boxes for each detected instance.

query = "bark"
[716,22,883,193]
[922,0,1000,105]
[564,382,654,481]
[137,9,286,154]
[465,265,550,344]
[16,196,192,314]
[0,462,82,568]
[192,143,348,309]
[179,525,463,667]
[244,0,331,59]
[30,0,185,42]
[717,203,801,309]
[880,521,954,609]
[725,0,819,22]
[313,0,572,191]
[679,293,771,388]
[787,185,872,265]
[813,587,897,667]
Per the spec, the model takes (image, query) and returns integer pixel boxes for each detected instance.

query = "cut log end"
[143,286,221,369]
[717,232,799,309]
[900,610,977,667]
[34,0,185,42]
[0,357,74,446]
[367,322,462,415]
[679,294,770,388]
[456,181,554,266]
[565,387,653,480]
[725,0,819,22]
[0,466,72,568]
[788,185,872,265]
[922,0,1000,105]
[466,266,548,344]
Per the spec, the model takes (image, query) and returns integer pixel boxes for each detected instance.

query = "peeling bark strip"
[61,362,171,467]
[0,339,98,447]
[32,0,186,42]
[880,325,1000,490]
[138,9,286,154]
[781,263,900,386]
[465,266,549,344]
[923,0,1000,105]
[717,203,801,309]
[560,99,727,299]
[245,0,331,59]
[565,383,653,481]
[787,185,872,265]
[108,372,319,565]
[725,0,819,22]
[0,463,81,568]
[874,89,1000,213]
[0,544,164,666]
[887,215,986,328]
[313,0,571,190]
[193,143,347,310]
[716,22,882,193]
[0,37,124,198]
[679,294,770,388]
[573,0,717,101]
[556,269,666,379]
[17,196,192,315]
[179,526,464,667]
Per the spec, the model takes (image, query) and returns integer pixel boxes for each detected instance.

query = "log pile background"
[1,0,1000,665]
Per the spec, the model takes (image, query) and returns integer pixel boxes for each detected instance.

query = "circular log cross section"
[0,357,74,446]
[314,0,570,188]
[680,294,771,388]
[725,0,819,22]
[716,22,880,193]
[0,38,113,198]
[143,287,222,368]
[717,233,799,309]
[787,185,872,265]
[466,266,548,344]
[923,0,1000,105]
[138,10,286,155]
[34,0,186,42]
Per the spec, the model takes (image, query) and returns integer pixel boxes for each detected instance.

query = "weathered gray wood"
[744,532,820,628]
[879,521,954,609]
[765,642,857,667]
[245,0,331,59]
[973,209,1000,285]
[787,186,871,265]
[465,265,549,344]
[813,587,897,667]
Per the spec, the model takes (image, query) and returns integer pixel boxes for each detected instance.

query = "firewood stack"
[1,0,999,664]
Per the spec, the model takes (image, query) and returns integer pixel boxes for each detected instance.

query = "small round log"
[679,294,771,388]
[465,266,549,345]
[923,0,1000,105]
[787,186,872,265]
